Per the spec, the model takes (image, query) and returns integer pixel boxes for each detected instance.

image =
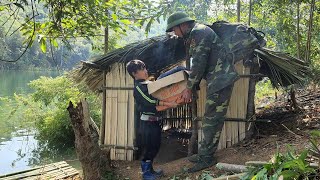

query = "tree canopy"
[0,0,319,72]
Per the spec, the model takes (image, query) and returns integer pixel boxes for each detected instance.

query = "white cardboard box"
[147,70,188,100]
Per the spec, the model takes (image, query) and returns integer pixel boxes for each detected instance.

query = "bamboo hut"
[73,29,309,160]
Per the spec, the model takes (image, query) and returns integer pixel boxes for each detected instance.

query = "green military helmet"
[166,12,194,32]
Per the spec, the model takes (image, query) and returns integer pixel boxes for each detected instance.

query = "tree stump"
[67,100,110,180]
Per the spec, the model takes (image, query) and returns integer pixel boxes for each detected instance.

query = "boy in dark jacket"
[126,59,177,180]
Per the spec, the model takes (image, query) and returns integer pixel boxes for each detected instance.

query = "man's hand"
[181,88,192,103]
[165,102,178,108]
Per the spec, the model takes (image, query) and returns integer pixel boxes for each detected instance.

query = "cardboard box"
[147,70,188,101]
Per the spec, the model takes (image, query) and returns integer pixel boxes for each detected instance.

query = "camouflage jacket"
[186,23,239,94]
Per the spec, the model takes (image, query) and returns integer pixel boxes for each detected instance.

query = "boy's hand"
[165,102,178,108]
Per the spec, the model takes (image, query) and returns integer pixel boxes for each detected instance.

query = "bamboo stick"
[105,71,112,147]
[116,64,124,160]
[127,70,134,161]
[100,70,107,145]
[235,64,242,144]
[122,65,129,160]
[241,66,251,140]
[111,64,118,160]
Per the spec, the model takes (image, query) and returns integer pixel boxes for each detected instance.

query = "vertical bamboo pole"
[116,65,126,160]
[111,64,118,159]
[127,70,134,160]
[105,71,112,147]
[100,71,107,145]
[240,67,250,140]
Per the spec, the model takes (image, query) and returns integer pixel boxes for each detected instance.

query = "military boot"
[187,156,216,173]
[187,154,199,163]
[141,161,157,180]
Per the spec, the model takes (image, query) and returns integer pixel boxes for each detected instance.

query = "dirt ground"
[113,88,320,180]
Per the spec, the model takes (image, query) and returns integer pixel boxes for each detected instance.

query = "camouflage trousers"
[198,84,234,158]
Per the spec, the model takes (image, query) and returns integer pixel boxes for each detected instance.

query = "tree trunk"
[104,0,109,55]
[248,0,252,25]
[101,0,109,147]
[296,0,301,58]
[100,71,107,145]
[67,100,110,180]
[290,86,299,111]
[237,0,241,22]
[305,0,315,63]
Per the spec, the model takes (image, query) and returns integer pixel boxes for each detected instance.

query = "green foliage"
[255,79,279,104]
[0,0,171,51]
[310,59,320,84]
[241,149,315,180]
[0,16,92,70]
[309,130,320,166]
[11,75,101,153]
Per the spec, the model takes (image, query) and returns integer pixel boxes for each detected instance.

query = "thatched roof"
[72,35,186,91]
[72,23,310,92]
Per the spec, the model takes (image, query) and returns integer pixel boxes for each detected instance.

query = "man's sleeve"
[187,30,214,90]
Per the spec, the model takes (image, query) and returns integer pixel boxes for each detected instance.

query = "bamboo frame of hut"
[197,61,250,149]
[102,61,250,161]
[103,63,134,160]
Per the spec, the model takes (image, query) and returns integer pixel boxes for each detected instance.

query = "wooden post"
[246,58,260,139]
[100,70,107,145]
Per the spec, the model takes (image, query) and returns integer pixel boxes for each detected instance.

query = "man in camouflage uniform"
[166,12,239,172]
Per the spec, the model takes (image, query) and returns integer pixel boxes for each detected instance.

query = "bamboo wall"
[102,62,250,161]
[104,63,135,161]
[197,61,250,149]
[161,104,192,129]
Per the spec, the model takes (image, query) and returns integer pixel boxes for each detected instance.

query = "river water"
[0,70,78,175]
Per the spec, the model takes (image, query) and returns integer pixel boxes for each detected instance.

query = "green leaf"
[0,5,6,11]
[282,160,298,169]
[51,39,59,48]
[298,150,308,162]
[280,170,299,179]
[111,13,118,21]
[120,19,131,25]
[40,23,47,29]
[40,38,47,53]
[145,18,154,33]
[255,168,268,179]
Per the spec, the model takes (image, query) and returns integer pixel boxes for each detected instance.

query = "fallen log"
[216,163,247,173]
[245,161,269,167]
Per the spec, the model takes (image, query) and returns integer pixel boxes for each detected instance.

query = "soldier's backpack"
[208,21,266,64]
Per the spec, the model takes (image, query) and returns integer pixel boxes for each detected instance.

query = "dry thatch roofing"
[72,35,186,91]
[72,24,310,92]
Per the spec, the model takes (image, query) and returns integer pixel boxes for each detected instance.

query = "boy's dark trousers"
[141,120,161,161]
[140,120,163,179]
